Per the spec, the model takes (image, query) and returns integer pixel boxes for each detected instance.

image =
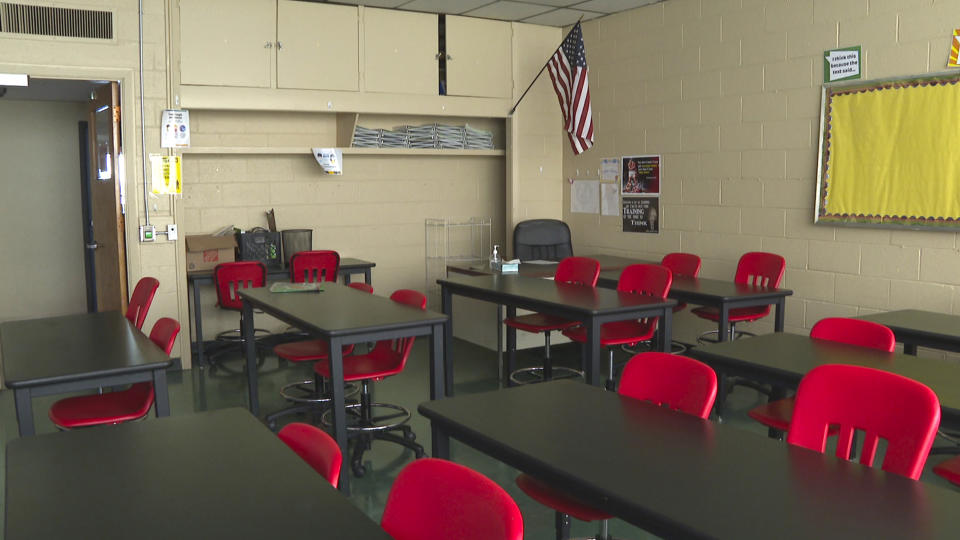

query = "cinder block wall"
[565,0,960,353]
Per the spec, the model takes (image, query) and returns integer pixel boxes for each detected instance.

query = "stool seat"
[516,474,612,522]
[690,305,769,323]
[563,319,657,347]
[313,346,403,382]
[275,339,354,362]
[49,383,154,428]
[934,456,960,485]
[503,313,579,333]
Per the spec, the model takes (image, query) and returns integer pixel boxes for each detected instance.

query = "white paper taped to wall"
[571,180,600,214]
[312,148,343,175]
[601,183,619,216]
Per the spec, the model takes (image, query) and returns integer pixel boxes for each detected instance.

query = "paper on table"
[524,260,555,265]
[571,180,600,214]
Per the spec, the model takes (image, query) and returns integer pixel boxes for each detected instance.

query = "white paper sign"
[571,180,600,214]
[161,110,190,148]
[600,158,619,181]
[149,154,182,195]
[601,183,619,216]
[312,148,343,175]
[827,49,860,82]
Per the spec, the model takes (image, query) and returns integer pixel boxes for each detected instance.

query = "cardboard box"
[185,234,236,272]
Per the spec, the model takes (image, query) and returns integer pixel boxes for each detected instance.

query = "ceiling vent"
[0,2,113,40]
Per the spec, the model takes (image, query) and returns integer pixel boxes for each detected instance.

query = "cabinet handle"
[446,54,453,60]
[276,41,282,50]
[435,52,442,60]
[264,42,272,49]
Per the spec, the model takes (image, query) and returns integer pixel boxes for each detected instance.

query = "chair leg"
[543,331,553,380]
[605,349,616,391]
[555,511,571,540]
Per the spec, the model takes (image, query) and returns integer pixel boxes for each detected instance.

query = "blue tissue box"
[492,261,519,273]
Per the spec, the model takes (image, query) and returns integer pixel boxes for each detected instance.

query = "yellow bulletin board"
[816,72,960,228]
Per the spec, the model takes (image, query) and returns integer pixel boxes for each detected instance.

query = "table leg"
[659,308,672,352]
[441,285,454,397]
[343,272,352,285]
[193,279,206,368]
[329,336,350,494]
[241,299,259,416]
[904,343,918,356]
[364,268,372,285]
[774,298,786,332]
[719,305,731,342]
[431,422,451,459]
[506,306,517,386]
[496,304,503,383]
[714,371,727,422]
[152,367,171,417]
[766,386,787,439]
[585,317,601,387]
[429,322,445,400]
[14,388,34,437]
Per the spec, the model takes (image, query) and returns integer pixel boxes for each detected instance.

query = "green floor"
[1,338,958,539]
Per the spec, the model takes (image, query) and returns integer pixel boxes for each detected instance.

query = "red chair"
[126,277,159,330]
[265,281,371,431]
[933,457,960,485]
[210,261,269,371]
[382,458,523,540]
[661,252,701,353]
[787,364,940,480]
[505,256,600,385]
[277,422,343,488]
[691,251,785,343]
[516,352,717,540]
[562,264,672,389]
[290,250,339,283]
[316,289,427,477]
[48,317,180,429]
[748,318,895,434]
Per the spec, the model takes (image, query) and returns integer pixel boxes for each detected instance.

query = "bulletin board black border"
[815,71,960,230]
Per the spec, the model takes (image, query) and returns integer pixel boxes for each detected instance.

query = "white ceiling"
[326,0,663,27]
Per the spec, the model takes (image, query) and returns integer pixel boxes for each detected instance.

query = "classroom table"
[0,311,173,437]
[599,271,793,341]
[856,309,960,355]
[689,332,960,428]
[419,380,960,540]
[239,283,447,494]
[4,408,391,540]
[446,253,643,278]
[437,273,675,390]
[187,257,375,367]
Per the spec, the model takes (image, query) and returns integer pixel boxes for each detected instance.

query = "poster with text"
[622,197,659,233]
[621,155,660,195]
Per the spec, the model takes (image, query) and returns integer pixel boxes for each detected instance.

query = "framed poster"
[621,155,660,195]
[622,197,659,233]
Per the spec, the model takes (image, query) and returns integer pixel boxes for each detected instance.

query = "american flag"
[547,23,593,154]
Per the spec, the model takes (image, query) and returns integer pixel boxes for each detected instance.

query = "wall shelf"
[181,146,504,156]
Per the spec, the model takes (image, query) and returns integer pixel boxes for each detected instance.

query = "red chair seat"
[49,383,154,428]
[747,397,794,431]
[689,305,769,323]
[503,313,580,333]
[562,319,657,347]
[274,340,354,362]
[515,474,612,522]
[313,347,403,381]
[934,456,960,485]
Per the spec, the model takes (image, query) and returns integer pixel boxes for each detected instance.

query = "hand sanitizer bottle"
[491,244,501,267]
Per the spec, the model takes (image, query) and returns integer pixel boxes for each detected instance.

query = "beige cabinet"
[179,0,275,88]
[445,16,512,98]
[277,1,359,91]
[363,8,438,95]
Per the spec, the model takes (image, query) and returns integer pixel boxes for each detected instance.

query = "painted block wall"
[565,0,960,355]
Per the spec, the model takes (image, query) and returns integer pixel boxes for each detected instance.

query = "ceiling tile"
[334,0,410,8]
[400,0,492,14]
[522,8,603,26]
[464,1,554,21]
[524,0,587,6]
[573,0,661,15]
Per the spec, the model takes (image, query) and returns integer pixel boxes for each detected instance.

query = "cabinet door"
[363,8,438,95]
[445,16,512,98]
[277,1,359,91]
[179,0,275,88]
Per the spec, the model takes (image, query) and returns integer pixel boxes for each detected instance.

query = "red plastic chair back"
[735,252,785,288]
[291,250,340,283]
[381,458,524,540]
[277,423,343,488]
[810,318,895,352]
[126,277,159,330]
[148,317,180,355]
[555,257,600,287]
[786,364,940,480]
[618,352,717,419]
[661,252,701,278]
[214,261,266,311]
[369,289,426,363]
[616,264,672,335]
[348,282,374,294]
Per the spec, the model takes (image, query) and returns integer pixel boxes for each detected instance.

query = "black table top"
[857,309,960,342]
[690,332,960,423]
[187,257,375,280]
[240,282,447,338]
[447,253,647,278]
[598,271,793,302]
[419,381,960,540]
[1,311,172,388]
[438,273,676,316]
[4,408,390,539]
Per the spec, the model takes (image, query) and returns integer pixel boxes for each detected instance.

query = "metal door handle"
[86,242,100,250]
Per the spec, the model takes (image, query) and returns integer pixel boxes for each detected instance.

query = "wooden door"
[88,82,127,313]
[277,1,359,91]
[363,8,438,95]
[445,16,513,98]
[179,0,275,87]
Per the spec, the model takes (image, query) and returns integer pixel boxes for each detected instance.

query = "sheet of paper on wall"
[600,158,619,180]
[571,180,600,214]
[312,148,343,175]
[160,109,190,148]
[149,154,182,195]
[601,183,619,216]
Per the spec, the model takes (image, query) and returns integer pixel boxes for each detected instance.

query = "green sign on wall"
[824,46,861,82]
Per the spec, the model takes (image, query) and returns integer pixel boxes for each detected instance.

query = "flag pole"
[509,17,583,116]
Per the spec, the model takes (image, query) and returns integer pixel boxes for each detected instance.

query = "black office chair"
[513,219,573,261]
